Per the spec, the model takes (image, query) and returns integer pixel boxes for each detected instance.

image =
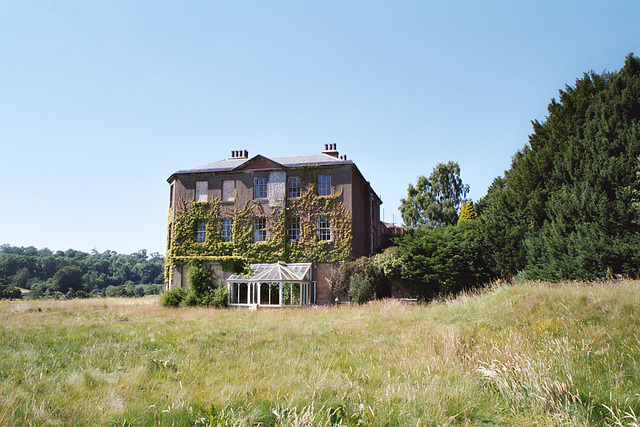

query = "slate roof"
[171,153,353,176]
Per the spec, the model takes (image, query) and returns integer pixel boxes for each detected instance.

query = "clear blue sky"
[1,1,638,255]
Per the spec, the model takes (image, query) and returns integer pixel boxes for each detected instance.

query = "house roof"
[171,153,353,177]
[227,262,313,283]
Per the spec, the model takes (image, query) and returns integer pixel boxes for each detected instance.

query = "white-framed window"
[288,217,300,242]
[254,178,267,199]
[195,221,207,242]
[195,181,208,202]
[287,176,301,198]
[222,180,235,202]
[221,219,233,242]
[169,183,175,209]
[318,175,331,196]
[317,216,331,241]
[254,217,267,242]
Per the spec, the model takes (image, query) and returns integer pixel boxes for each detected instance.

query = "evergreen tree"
[479,54,640,280]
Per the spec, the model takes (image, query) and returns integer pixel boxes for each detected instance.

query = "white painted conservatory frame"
[227,262,317,307]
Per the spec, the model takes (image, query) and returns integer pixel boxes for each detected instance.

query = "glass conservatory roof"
[227,262,312,282]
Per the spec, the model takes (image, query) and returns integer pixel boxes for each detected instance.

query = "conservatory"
[227,262,316,307]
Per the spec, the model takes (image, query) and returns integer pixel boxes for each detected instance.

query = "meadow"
[1,280,639,426]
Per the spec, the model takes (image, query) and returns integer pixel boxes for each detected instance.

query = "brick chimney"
[230,150,249,159]
[322,143,339,158]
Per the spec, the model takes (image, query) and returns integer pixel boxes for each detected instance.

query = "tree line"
[337,53,640,302]
[0,245,164,299]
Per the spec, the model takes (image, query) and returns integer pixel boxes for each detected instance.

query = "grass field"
[1,280,639,426]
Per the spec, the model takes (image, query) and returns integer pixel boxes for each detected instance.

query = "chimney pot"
[244,150,248,158]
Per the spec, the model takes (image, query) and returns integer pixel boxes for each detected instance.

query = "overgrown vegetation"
[0,245,164,299]
[331,257,392,303]
[166,179,353,287]
[477,53,640,280]
[161,265,228,308]
[394,54,640,300]
[1,280,638,425]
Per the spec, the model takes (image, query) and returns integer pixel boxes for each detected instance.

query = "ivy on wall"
[165,179,353,286]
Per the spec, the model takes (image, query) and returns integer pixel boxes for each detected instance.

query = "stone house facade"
[165,144,381,305]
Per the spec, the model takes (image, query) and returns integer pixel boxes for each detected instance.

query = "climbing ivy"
[165,179,353,286]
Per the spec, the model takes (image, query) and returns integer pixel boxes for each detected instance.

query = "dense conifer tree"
[479,54,640,280]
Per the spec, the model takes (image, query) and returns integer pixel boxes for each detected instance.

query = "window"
[287,176,301,198]
[195,181,208,202]
[221,219,233,242]
[318,175,331,196]
[288,217,300,242]
[254,217,267,242]
[254,178,267,199]
[317,216,331,241]
[195,221,207,242]
[222,180,235,202]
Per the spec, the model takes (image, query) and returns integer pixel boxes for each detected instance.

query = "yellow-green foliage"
[1,280,639,425]
[166,182,353,283]
[457,200,477,224]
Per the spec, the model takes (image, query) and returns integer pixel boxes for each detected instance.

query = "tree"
[395,221,491,299]
[457,201,477,224]
[478,53,640,280]
[0,278,22,299]
[399,161,470,229]
[52,266,84,294]
[13,268,30,289]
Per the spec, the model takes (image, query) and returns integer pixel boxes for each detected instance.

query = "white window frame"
[254,217,267,242]
[287,176,301,198]
[221,219,233,242]
[195,181,208,202]
[317,216,331,241]
[195,221,207,242]
[254,178,268,199]
[288,217,300,242]
[318,175,331,196]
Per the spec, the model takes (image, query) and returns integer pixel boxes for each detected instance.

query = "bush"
[188,265,215,298]
[210,286,228,308]
[161,287,188,307]
[395,221,491,299]
[332,257,392,303]
[182,290,199,306]
[0,279,22,300]
[349,274,374,304]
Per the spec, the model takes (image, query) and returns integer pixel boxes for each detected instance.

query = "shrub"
[332,257,392,303]
[349,274,374,304]
[0,279,22,300]
[210,286,228,308]
[161,287,188,307]
[182,290,199,306]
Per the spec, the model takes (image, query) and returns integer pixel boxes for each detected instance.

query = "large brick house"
[166,144,381,306]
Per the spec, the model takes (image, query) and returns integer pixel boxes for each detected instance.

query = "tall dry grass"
[0,281,639,425]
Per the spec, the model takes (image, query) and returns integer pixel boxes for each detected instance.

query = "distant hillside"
[0,244,164,299]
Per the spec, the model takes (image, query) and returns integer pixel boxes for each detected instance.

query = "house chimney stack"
[322,143,339,158]
[230,150,249,159]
